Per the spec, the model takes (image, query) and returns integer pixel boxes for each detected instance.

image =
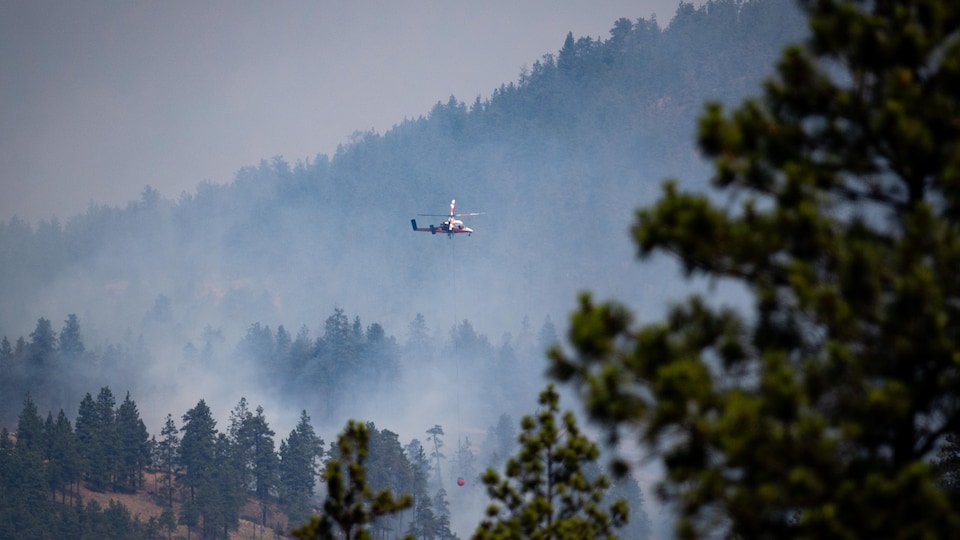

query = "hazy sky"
[2,1,681,223]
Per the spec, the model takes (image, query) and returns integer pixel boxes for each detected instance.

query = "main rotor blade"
[418,212,484,217]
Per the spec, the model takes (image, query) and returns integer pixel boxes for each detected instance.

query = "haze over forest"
[1,0,681,223]
[0,1,807,537]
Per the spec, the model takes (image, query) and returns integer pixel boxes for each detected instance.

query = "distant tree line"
[0,385,652,539]
[0,1,809,366]
[0,388,325,539]
[0,308,559,431]
[0,307,648,539]
[291,386,651,540]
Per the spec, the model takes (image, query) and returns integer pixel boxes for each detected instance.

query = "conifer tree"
[481,414,516,471]
[250,406,279,503]
[364,322,400,385]
[115,391,150,492]
[58,313,85,360]
[9,396,52,536]
[46,408,80,504]
[156,413,180,507]
[276,324,292,361]
[0,336,12,362]
[364,423,414,537]
[0,429,15,538]
[179,399,217,502]
[292,420,412,540]
[227,397,253,487]
[536,316,558,355]
[403,439,438,539]
[159,507,177,540]
[179,499,200,540]
[473,385,627,540]
[75,387,116,492]
[27,316,57,366]
[74,392,97,487]
[289,325,313,376]
[157,507,177,540]
[239,404,280,532]
[431,487,457,540]
[425,424,445,487]
[550,0,960,537]
[200,433,244,539]
[604,473,651,540]
[15,394,45,456]
[405,313,433,362]
[279,410,325,526]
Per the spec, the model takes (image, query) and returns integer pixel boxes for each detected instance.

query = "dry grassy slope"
[76,471,291,539]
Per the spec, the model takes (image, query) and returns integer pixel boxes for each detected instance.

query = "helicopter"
[411,199,484,238]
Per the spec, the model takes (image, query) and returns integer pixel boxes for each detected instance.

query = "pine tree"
[74,387,117,492]
[9,396,52,537]
[535,316,558,354]
[246,405,280,530]
[604,472,651,540]
[58,313,85,360]
[431,487,457,540]
[279,410,325,526]
[15,394,45,455]
[405,313,433,362]
[115,391,150,492]
[224,397,280,532]
[200,433,244,539]
[74,392,98,488]
[227,397,253,489]
[46,408,80,504]
[28,316,57,366]
[159,506,177,540]
[156,413,180,507]
[322,307,353,363]
[238,322,275,363]
[292,420,412,540]
[363,322,400,386]
[275,324,292,361]
[251,406,279,502]
[0,429,15,539]
[365,423,414,537]
[403,439,438,539]
[179,499,200,540]
[0,336,12,362]
[93,387,116,491]
[179,399,217,502]
[473,385,627,540]
[480,414,516,470]
[425,425,445,488]
[101,500,136,538]
[550,0,960,537]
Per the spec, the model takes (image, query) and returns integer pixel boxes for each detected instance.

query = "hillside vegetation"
[0,1,809,538]
[0,0,806,350]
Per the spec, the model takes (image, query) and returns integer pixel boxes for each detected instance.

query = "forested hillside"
[0,0,804,427]
[0,1,807,537]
